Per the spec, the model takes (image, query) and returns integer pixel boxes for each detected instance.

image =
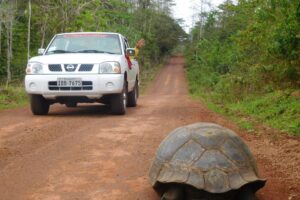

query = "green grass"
[0,85,28,109]
[190,89,300,136]
[226,91,300,135]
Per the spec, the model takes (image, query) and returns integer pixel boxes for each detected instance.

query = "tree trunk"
[0,21,2,57]
[199,0,204,40]
[27,0,31,60]
[6,24,11,87]
[10,20,13,66]
[40,20,46,48]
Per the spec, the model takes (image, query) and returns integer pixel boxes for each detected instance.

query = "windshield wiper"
[47,49,118,54]
[75,50,117,54]
[47,50,74,54]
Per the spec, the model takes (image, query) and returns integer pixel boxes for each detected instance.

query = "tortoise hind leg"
[161,185,185,200]
[236,187,257,200]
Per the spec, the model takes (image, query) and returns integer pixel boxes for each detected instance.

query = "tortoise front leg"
[161,185,185,200]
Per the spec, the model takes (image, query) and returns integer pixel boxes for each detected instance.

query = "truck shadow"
[47,104,111,116]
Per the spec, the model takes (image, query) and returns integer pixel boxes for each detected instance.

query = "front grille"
[49,64,62,72]
[48,81,93,91]
[79,64,94,72]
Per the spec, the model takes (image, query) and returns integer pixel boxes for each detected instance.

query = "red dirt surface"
[0,56,299,200]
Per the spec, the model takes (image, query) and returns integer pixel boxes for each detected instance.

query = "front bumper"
[25,74,124,99]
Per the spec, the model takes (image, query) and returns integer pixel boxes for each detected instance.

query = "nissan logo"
[66,64,75,71]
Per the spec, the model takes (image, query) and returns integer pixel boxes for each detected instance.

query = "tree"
[0,1,16,86]
[27,0,31,59]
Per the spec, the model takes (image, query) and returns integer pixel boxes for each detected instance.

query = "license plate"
[57,78,82,87]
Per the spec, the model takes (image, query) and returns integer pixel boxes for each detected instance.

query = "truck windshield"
[46,34,122,55]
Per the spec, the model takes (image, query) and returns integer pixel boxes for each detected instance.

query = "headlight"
[26,62,45,74]
[99,62,121,74]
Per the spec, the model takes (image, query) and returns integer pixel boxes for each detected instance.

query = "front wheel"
[127,80,138,107]
[30,94,50,115]
[111,82,127,115]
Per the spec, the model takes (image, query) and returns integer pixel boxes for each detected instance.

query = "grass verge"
[0,85,28,110]
[190,90,300,136]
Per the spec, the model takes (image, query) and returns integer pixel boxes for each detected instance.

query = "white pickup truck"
[25,32,139,115]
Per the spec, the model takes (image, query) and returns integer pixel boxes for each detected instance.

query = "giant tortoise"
[149,123,266,200]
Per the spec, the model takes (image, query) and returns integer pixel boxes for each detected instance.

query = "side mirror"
[126,48,135,57]
[38,48,45,55]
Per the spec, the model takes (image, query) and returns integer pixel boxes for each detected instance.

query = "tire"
[111,82,127,115]
[127,80,138,107]
[30,94,50,115]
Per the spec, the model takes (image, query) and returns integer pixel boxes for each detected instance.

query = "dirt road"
[0,56,299,200]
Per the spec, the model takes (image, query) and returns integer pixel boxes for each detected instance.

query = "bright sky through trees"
[172,0,225,32]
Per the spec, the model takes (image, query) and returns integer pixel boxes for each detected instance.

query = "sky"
[172,0,225,32]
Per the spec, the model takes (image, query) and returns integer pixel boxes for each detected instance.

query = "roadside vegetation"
[185,0,300,136]
[0,0,186,109]
[0,85,27,109]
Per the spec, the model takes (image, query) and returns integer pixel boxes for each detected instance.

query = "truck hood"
[29,53,122,64]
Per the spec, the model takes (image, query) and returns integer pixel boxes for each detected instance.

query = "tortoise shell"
[149,123,266,194]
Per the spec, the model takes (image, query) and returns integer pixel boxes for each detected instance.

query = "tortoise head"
[161,184,184,200]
